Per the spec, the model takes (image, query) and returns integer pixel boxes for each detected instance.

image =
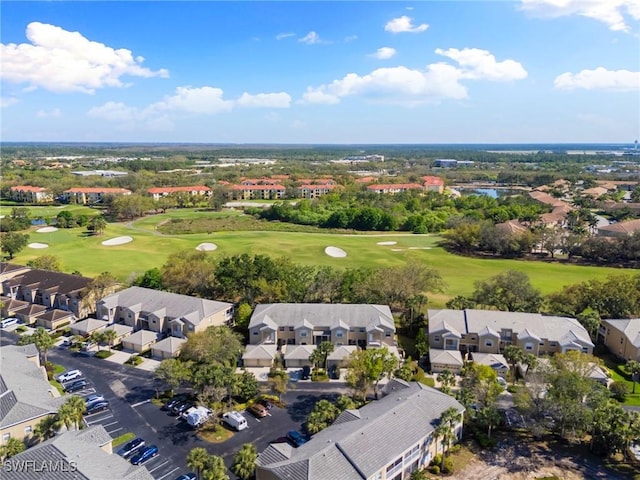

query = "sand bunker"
[28,243,49,249]
[101,236,133,246]
[196,243,218,251]
[376,241,397,246]
[391,248,404,252]
[36,226,58,233]
[325,246,347,258]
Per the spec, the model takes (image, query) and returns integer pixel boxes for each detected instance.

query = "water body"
[460,188,523,199]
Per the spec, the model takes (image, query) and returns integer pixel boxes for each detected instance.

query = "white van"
[222,411,247,431]
[0,317,19,329]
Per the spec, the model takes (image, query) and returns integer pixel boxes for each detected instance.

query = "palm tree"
[90,330,104,352]
[317,341,334,371]
[0,437,26,459]
[102,329,118,352]
[89,215,107,236]
[56,403,75,432]
[187,447,211,480]
[58,395,86,431]
[626,360,640,394]
[33,415,61,443]
[231,443,258,480]
[18,327,54,364]
[503,345,524,385]
[436,370,456,395]
[201,455,229,480]
[437,407,462,471]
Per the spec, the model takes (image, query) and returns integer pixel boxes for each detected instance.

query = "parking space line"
[131,399,151,408]
[107,427,123,435]
[147,460,169,473]
[86,413,114,422]
[156,466,180,480]
[102,421,118,428]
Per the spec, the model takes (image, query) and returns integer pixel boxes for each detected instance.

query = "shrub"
[610,381,629,402]
[311,370,329,382]
[94,350,114,359]
[429,465,440,475]
[507,385,518,394]
[442,456,454,474]
[44,362,55,380]
[15,326,27,333]
[125,355,143,366]
[431,454,442,467]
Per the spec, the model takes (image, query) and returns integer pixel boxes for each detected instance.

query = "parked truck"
[183,406,212,428]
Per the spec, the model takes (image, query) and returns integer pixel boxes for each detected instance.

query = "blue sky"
[1,1,639,144]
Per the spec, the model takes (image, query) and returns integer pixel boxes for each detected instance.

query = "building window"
[2,433,10,442]
[188,325,194,331]
[539,342,545,346]
[300,332,307,337]
[385,331,391,337]
[621,338,624,344]
[336,331,343,338]
[25,426,32,434]
[525,342,533,351]
[434,335,440,342]
[582,347,589,353]
[279,327,285,332]
[485,340,493,347]
[289,327,294,332]
[550,342,557,347]
[253,331,258,336]
[359,328,365,333]
[386,456,403,475]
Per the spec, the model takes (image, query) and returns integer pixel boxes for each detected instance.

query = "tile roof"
[249,303,395,332]
[366,183,424,191]
[9,185,48,192]
[598,218,640,235]
[64,187,132,194]
[98,287,232,327]
[0,425,153,480]
[257,380,464,480]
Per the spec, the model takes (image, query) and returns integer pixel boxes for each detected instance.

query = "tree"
[503,345,525,385]
[162,250,217,298]
[154,358,191,396]
[201,454,229,480]
[445,295,476,310]
[310,341,334,371]
[0,437,25,459]
[231,370,259,402]
[477,405,502,439]
[231,443,258,480]
[576,309,601,342]
[88,215,107,235]
[306,399,340,434]
[101,329,118,352]
[179,326,243,367]
[436,407,462,471]
[265,370,288,401]
[133,268,164,290]
[33,415,60,443]
[27,255,63,271]
[472,270,543,312]
[414,328,429,360]
[625,360,640,394]
[80,272,119,310]
[18,327,54,364]
[345,347,398,401]
[0,232,29,259]
[61,395,86,430]
[234,303,253,331]
[187,447,211,480]
[437,370,456,396]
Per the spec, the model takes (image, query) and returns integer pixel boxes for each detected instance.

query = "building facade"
[9,186,53,203]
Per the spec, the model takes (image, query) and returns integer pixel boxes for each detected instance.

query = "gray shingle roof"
[249,303,394,332]
[122,329,161,347]
[257,380,464,480]
[603,318,640,347]
[0,426,154,480]
[0,345,64,429]
[151,336,186,354]
[98,286,232,327]
[429,349,464,367]
[242,344,277,360]
[428,309,593,348]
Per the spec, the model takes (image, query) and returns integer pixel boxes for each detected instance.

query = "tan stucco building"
[598,318,640,361]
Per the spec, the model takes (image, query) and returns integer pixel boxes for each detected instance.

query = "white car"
[0,317,20,329]
[58,369,83,384]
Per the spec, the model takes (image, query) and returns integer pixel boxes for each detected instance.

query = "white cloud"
[0,22,169,94]
[384,16,429,33]
[554,67,640,90]
[237,92,291,108]
[299,31,323,44]
[435,48,528,81]
[344,35,358,43]
[36,108,62,118]
[302,47,527,105]
[87,101,141,122]
[371,47,397,60]
[1,97,20,108]
[150,86,234,114]
[276,32,295,40]
[520,0,640,32]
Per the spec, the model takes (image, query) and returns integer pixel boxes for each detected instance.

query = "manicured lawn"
[112,432,136,447]
[0,203,101,219]
[598,354,640,406]
[10,210,636,307]
[197,424,234,443]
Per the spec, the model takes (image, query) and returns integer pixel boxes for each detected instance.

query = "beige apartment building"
[9,185,53,203]
[598,318,640,361]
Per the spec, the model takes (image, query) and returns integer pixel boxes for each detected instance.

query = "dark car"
[286,430,307,448]
[328,365,340,380]
[174,474,197,480]
[301,366,311,380]
[162,395,187,411]
[64,380,88,393]
[85,394,105,404]
[130,445,158,465]
[117,438,145,459]
[86,400,110,415]
[171,401,194,416]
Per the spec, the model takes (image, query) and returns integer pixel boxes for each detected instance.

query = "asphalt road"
[1,330,351,479]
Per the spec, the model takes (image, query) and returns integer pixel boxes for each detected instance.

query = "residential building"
[229,184,286,200]
[296,183,340,199]
[240,178,284,186]
[0,425,153,480]
[0,345,65,446]
[0,263,30,283]
[598,318,640,361]
[147,185,212,201]
[9,186,53,204]
[256,379,464,480]
[421,176,445,194]
[469,352,509,376]
[61,187,132,204]
[366,183,425,195]
[598,218,640,238]
[1,265,94,319]
[96,286,233,337]
[247,303,396,368]
[429,349,464,374]
[428,309,593,363]
[151,336,187,359]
